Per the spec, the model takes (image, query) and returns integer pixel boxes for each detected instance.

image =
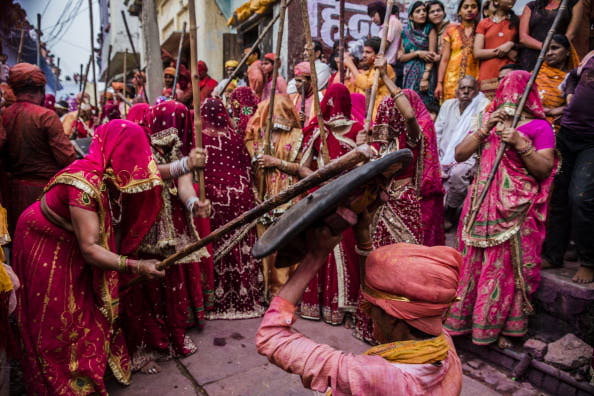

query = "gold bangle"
[117,255,128,272]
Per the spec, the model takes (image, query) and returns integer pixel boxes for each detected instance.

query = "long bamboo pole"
[88,0,98,107]
[187,0,206,200]
[101,45,113,112]
[121,10,150,103]
[36,14,41,66]
[219,0,295,94]
[259,0,288,201]
[300,0,329,164]
[338,0,345,84]
[363,0,393,133]
[172,22,187,100]
[123,48,128,118]
[79,63,83,90]
[465,0,570,229]
[70,56,92,137]
[16,28,25,63]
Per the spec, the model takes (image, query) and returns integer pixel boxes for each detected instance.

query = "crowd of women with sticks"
[0,0,593,393]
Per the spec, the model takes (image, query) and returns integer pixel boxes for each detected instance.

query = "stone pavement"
[107,317,499,396]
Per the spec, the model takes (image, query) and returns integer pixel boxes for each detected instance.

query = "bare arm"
[565,0,583,41]
[157,148,206,180]
[70,206,164,278]
[500,127,555,180]
[381,72,421,144]
[435,39,451,100]
[177,173,211,218]
[398,41,419,63]
[473,33,498,60]
[519,6,542,50]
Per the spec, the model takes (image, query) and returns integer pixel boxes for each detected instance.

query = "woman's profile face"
[545,40,569,68]
[410,5,427,25]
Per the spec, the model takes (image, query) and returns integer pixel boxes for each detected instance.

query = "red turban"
[294,62,311,77]
[8,63,46,92]
[361,243,462,336]
[264,53,276,62]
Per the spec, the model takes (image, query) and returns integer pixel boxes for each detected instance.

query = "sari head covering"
[126,103,151,126]
[103,102,121,120]
[148,100,192,157]
[228,86,259,134]
[485,70,546,119]
[362,242,461,336]
[371,96,407,148]
[225,59,239,68]
[197,60,208,76]
[44,93,55,110]
[47,120,162,254]
[350,93,366,125]
[264,53,276,62]
[201,97,231,130]
[8,63,46,92]
[302,83,352,137]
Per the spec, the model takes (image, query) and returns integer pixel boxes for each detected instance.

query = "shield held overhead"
[252,149,413,267]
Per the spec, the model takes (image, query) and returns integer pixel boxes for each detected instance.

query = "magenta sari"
[299,84,363,325]
[121,100,214,368]
[444,71,556,345]
[13,121,162,395]
[405,90,445,246]
[201,98,265,319]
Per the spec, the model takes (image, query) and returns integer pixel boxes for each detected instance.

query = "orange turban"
[164,67,176,76]
[294,61,311,77]
[361,243,461,336]
[8,63,46,92]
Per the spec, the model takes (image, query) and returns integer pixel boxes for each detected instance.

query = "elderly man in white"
[435,76,490,230]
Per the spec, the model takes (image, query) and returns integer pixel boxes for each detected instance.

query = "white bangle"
[170,156,190,178]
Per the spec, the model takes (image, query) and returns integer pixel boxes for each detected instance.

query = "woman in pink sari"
[201,97,265,319]
[444,70,556,347]
[350,93,366,125]
[297,83,364,325]
[121,100,213,373]
[406,90,445,246]
[13,120,163,395]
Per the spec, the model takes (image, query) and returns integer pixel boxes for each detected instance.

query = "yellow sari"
[442,23,479,102]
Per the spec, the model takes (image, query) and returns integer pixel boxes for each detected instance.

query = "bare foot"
[572,266,594,284]
[497,336,512,349]
[140,361,161,375]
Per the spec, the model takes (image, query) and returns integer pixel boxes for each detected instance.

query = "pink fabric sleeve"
[255,296,415,396]
[518,119,555,150]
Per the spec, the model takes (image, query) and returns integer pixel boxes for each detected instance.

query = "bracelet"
[185,196,199,212]
[129,259,140,274]
[392,91,404,101]
[516,143,534,156]
[356,241,373,250]
[355,246,373,256]
[521,148,536,157]
[117,255,128,272]
[169,156,191,178]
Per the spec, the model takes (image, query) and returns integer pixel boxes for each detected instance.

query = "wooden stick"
[300,83,306,128]
[88,0,98,107]
[70,56,92,137]
[259,0,288,201]
[219,0,295,94]
[36,14,41,66]
[16,28,25,63]
[101,45,113,111]
[465,0,569,230]
[172,22,187,100]
[120,146,372,292]
[79,63,83,90]
[121,10,149,103]
[363,0,393,133]
[338,0,345,84]
[123,48,128,118]
[300,0,329,164]
[187,0,206,200]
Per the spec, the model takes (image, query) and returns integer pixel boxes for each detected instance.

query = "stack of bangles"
[516,143,536,157]
[117,255,139,273]
[169,156,191,178]
[471,128,489,142]
[355,241,373,257]
[278,159,300,174]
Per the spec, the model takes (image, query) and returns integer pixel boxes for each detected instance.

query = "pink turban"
[8,63,46,92]
[361,243,461,336]
[294,62,311,77]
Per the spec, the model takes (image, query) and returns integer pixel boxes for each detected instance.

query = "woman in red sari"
[296,83,364,325]
[13,120,163,395]
[227,86,259,136]
[201,97,265,319]
[444,71,556,348]
[407,90,446,246]
[121,100,213,373]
